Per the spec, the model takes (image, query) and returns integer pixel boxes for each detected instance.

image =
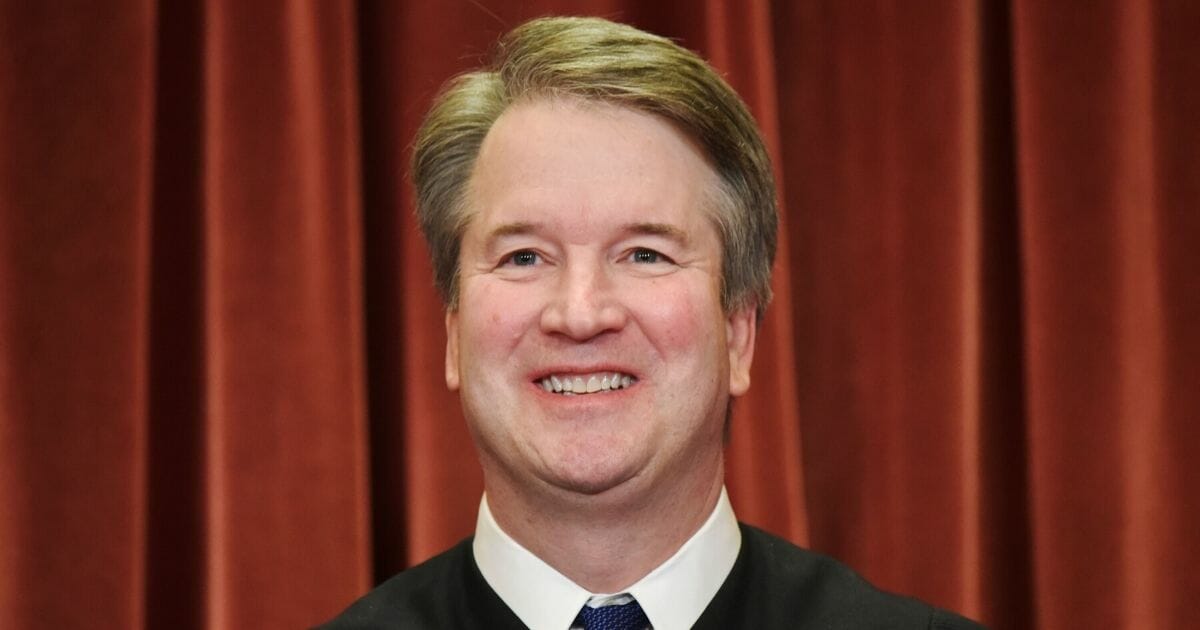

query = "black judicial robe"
[319,524,987,629]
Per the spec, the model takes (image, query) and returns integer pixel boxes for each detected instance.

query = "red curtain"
[1,1,1196,628]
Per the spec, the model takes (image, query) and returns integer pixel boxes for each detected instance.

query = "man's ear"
[727,304,757,396]
[445,309,461,391]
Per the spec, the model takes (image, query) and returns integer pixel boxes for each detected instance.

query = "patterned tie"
[573,599,650,630]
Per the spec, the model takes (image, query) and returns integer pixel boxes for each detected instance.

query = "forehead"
[465,98,721,232]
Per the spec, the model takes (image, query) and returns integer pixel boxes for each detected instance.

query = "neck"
[483,459,725,593]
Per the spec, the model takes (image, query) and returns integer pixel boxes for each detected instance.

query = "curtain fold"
[1,1,1197,628]
[778,0,1006,617]
[1012,2,1200,627]
[1,3,156,628]
[193,2,370,627]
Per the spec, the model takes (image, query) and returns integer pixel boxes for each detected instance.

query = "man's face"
[446,98,757,506]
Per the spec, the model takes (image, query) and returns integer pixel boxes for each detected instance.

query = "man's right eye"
[505,250,539,266]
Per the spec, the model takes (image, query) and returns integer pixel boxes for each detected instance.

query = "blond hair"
[413,16,777,316]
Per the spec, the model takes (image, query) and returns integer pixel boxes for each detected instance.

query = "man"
[324,16,984,630]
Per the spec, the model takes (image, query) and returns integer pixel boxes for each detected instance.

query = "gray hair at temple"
[412,16,778,317]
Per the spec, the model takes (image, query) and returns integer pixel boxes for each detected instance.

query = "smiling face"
[446,98,757,511]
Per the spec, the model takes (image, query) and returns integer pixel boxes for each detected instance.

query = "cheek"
[631,281,716,352]
[460,281,539,353]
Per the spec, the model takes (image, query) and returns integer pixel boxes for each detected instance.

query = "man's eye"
[630,248,666,263]
[506,250,539,266]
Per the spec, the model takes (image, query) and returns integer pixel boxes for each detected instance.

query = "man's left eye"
[630,248,667,264]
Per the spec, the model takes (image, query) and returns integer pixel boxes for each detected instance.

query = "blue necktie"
[574,599,650,630]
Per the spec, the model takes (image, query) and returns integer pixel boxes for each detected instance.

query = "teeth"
[537,371,637,395]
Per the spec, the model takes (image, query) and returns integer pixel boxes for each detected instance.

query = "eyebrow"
[622,222,691,247]
[481,220,692,252]
[482,222,538,254]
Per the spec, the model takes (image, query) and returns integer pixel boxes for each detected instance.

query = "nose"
[539,261,627,341]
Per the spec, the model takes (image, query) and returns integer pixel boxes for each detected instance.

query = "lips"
[536,371,637,395]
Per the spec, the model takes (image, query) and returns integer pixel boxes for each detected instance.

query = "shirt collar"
[473,488,741,630]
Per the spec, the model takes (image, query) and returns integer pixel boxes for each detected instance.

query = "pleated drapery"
[1,2,1197,629]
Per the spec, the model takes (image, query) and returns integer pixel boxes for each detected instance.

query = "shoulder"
[315,539,474,630]
[699,524,985,629]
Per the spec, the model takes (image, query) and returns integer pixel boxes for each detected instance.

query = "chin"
[539,453,644,498]
[549,473,634,496]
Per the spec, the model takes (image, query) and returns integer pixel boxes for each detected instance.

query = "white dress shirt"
[472,488,742,630]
